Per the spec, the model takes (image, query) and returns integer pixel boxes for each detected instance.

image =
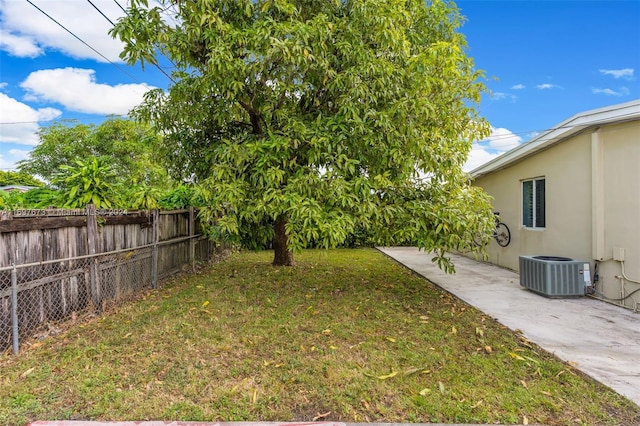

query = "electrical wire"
[86,0,116,25]
[84,0,176,83]
[24,0,150,87]
[474,110,640,144]
[113,0,126,14]
[2,109,639,143]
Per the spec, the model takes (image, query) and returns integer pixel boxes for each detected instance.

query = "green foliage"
[52,158,120,209]
[157,185,200,210]
[18,118,170,188]
[111,0,495,268]
[0,190,25,211]
[20,188,59,208]
[0,171,44,187]
[127,185,161,209]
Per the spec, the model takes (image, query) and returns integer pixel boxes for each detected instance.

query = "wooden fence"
[0,207,220,353]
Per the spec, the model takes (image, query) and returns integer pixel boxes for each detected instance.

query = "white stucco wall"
[597,122,640,307]
[472,120,640,309]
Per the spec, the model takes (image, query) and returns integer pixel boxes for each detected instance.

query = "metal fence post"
[86,204,101,310]
[11,264,19,354]
[189,207,196,272]
[152,209,159,289]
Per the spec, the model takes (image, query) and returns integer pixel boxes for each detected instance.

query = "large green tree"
[111,0,494,269]
[18,118,169,188]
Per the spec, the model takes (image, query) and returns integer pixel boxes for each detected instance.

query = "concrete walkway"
[377,247,640,406]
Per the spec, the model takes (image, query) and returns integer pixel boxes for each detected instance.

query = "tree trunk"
[273,215,294,266]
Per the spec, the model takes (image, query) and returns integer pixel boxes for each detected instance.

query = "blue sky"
[1,0,639,172]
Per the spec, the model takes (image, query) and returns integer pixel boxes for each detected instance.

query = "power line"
[86,0,116,25]
[473,110,640,144]
[0,115,129,126]
[25,0,151,88]
[113,0,126,14]
[2,111,639,144]
[84,0,176,83]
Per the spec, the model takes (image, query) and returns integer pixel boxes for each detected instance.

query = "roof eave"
[470,99,640,179]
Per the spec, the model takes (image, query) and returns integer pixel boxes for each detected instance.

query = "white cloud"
[464,148,500,172]
[0,154,14,171]
[485,127,523,151]
[592,87,630,96]
[0,0,124,62]
[599,68,634,80]
[0,148,31,171]
[464,127,524,172]
[0,82,7,90]
[20,68,153,115]
[511,84,525,90]
[536,84,559,90]
[492,92,517,102]
[0,29,42,57]
[0,93,62,145]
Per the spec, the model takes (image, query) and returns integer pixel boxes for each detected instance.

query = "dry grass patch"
[1,248,639,425]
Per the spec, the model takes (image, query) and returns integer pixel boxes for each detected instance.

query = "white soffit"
[471,99,640,179]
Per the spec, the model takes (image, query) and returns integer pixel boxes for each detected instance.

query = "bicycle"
[475,212,511,247]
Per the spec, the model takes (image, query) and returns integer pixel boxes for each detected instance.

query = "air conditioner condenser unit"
[519,255,592,297]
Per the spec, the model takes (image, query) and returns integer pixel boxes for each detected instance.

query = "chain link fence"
[0,235,219,354]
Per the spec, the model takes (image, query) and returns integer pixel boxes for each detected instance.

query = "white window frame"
[522,177,545,229]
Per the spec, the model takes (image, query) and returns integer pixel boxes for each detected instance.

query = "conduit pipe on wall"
[615,260,640,311]
[591,128,606,261]
[589,259,640,312]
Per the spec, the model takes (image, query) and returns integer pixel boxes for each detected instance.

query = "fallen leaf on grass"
[523,415,529,425]
[520,379,528,389]
[419,388,431,396]
[21,367,35,378]
[509,352,525,361]
[475,327,484,337]
[122,332,132,339]
[202,300,210,308]
[438,381,445,393]
[541,391,553,396]
[403,367,421,376]
[451,326,457,334]
[313,411,331,421]
[471,400,483,409]
[485,345,492,353]
[377,371,397,380]
[385,337,396,343]
[361,399,370,409]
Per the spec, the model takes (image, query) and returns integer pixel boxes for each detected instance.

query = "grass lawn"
[1,248,639,425]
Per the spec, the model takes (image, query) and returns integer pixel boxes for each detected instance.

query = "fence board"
[0,208,221,353]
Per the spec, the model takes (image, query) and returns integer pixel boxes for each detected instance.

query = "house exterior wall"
[472,120,640,309]
[473,131,592,270]
[597,122,640,306]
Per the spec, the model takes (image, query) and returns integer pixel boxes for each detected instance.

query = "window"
[522,178,545,228]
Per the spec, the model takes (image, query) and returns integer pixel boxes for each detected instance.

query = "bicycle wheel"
[473,232,485,247]
[494,222,511,247]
